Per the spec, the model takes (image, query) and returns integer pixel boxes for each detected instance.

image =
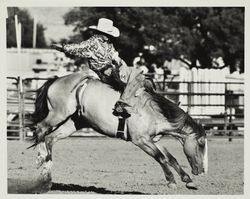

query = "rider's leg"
[114,72,145,117]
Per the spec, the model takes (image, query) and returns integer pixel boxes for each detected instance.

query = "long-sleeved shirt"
[63,34,121,73]
[62,34,144,95]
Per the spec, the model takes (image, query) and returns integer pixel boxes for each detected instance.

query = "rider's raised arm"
[62,37,95,58]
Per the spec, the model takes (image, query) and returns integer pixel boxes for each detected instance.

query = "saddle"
[72,76,130,141]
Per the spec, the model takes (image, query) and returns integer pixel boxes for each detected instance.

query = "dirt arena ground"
[7,137,244,195]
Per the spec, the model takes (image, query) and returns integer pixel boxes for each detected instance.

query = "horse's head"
[182,123,208,176]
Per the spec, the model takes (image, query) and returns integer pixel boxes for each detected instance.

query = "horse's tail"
[32,76,59,124]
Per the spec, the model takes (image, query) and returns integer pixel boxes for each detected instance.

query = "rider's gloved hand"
[112,52,122,67]
[51,44,64,52]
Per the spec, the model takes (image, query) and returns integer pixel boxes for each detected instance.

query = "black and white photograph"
[1,0,247,196]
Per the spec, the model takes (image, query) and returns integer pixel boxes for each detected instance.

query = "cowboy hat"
[88,18,120,37]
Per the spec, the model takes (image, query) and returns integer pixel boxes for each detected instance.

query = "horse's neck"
[181,118,199,138]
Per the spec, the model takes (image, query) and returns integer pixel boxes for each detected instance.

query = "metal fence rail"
[156,80,244,137]
[7,77,244,140]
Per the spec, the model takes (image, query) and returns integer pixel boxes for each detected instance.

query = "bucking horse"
[29,71,208,191]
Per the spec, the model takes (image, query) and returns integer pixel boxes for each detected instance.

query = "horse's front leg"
[132,136,177,188]
[155,143,197,189]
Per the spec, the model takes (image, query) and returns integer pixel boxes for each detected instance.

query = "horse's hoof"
[186,182,198,190]
[35,176,52,193]
[168,182,177,189]
[198,172,206,177]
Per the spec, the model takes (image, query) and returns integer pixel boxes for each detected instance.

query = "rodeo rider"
[52,18,154,119]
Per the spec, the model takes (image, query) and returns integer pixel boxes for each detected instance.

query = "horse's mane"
[148,90,205,137]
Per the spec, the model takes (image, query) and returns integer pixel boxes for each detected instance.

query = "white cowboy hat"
[88,18,120,37]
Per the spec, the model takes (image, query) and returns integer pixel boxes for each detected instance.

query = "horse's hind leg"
[132,136,177,188]
[35,120,55,187]
[35,114,65,168]
[35,122,51,170]
[37,141,53,190]
[155,143,194,186]
[37,118,78,184]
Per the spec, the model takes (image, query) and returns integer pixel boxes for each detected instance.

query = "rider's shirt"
[61,34,151,118]
[63,34,121,73]
[62,34,146,105]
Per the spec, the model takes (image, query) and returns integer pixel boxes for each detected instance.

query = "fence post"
[21,78,25,140]
[17,76,24,140]
[187,82,191,113]
[224,83,228,136]
[228,90,233,142]
[163,72,166,91]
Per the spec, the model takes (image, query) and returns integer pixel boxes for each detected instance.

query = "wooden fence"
[7,77,244,140]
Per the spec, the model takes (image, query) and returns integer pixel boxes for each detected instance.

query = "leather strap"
[116,117,130,141]
[75,78,89,116]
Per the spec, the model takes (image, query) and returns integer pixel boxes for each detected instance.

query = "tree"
[6,7,47,48]
[63,7,244,73]
[172,7,244,73]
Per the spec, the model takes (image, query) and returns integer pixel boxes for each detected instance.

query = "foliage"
[6,7,47,48]
[174,7,244,72]
[63,7,244,73]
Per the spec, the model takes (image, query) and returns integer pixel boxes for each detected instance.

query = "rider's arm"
[111,51,125,68]
[62,37,95,58]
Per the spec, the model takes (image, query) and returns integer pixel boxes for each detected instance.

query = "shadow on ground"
[8,178,147,194]
[51,182,147,194]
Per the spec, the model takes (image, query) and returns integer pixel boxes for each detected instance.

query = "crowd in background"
[59,51,173,83]
[132,52,171,82]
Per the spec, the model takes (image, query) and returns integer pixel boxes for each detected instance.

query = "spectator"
[153,64,164,82]
[163,59,171,79]
[133,52,143,68]
[146,63,156,79]
[138,57,149,74]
